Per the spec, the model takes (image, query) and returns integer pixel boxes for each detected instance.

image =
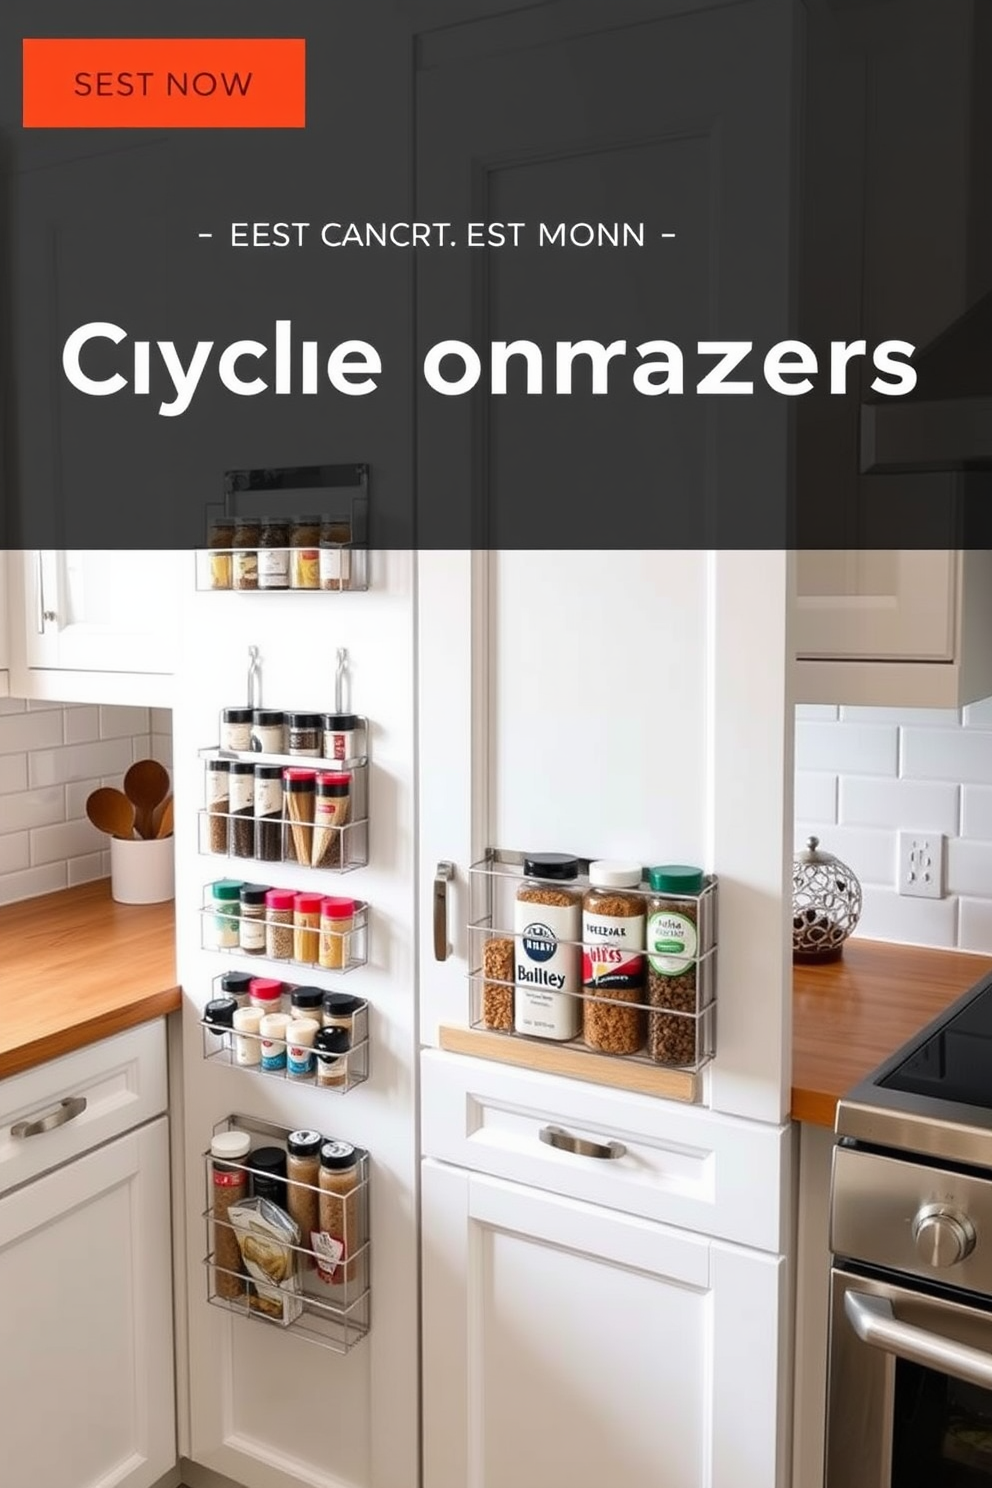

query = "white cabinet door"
[0,1117,176,1488]
[422,1159,788,1488]
[794,550,956,662]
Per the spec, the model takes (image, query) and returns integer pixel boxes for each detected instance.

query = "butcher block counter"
[0,880,178,1078]
[792,937,992,1127]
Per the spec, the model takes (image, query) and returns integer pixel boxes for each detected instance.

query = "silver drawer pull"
[434,860,454,961]
[11,1095,87,1139]
[539,1125,626,1161]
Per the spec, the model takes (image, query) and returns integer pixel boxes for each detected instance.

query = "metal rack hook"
[246,646,262,709]
[335,647,350,714]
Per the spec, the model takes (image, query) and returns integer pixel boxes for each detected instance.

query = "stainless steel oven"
[827,970,992,1487]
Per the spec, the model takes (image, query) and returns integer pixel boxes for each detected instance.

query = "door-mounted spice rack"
[204,1113,370,1353]
[201,883,369,973]
[196,462,371,593]
[201,975,370,1094]
[447,849,717,1103]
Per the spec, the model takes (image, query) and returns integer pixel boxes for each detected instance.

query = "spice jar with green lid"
[645,864,704,1067]
[209,879,244,948]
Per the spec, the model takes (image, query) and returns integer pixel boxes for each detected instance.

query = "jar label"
[240,918,266,952]
[229,773,254,813]
[287,1046,315,1076]
[222,723,252,752]
[258,549,289,586]
[647,911,698,976]
[513,899,580,992]
[254,776,281,816]
[293,550,319,587]
[312,1229,345,1281]
[323,731,353,761]
[207,770,228,807]
[319,548,352,585]
[582,912,645,991]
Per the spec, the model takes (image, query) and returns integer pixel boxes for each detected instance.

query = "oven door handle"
[845,1290,992,1391]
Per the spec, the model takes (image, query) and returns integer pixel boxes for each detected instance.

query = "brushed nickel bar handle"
[12,1095,87,1139]
[434,860,454,961]
[845,1290,992,1390]
[539,1125,626,1161]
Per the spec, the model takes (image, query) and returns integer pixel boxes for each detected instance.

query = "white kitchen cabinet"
[9,549,181,706]
[422,1157,788,1488]
[794,548,992,707]
[0,1024,176,1488]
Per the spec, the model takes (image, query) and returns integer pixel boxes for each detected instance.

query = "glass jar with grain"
[319,514,352,590]
[582,861,646,1055]
[290,515,321,589]
[317,1140,360,1284]
[646,864,704,1067]
[210,1129,251,1297]
[257,517,290,590]
[207,518,234,590]
[232,516,260,591]
[513,853,582,1041]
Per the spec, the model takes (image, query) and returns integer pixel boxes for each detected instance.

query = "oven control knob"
[912,1204,976,1268]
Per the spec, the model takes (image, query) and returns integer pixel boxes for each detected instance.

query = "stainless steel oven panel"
[832,1144,992,1292]
[827,1269,992,1488]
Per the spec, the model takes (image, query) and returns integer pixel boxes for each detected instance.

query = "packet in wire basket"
[228,1197,304,1325]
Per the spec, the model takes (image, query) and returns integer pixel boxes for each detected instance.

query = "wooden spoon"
[86,786,136,841]
[155,797,174,839]
[124,759,170,840]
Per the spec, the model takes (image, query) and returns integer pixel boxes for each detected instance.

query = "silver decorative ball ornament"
[792,835,862,962]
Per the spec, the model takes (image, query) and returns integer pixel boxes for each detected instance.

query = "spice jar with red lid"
[265,888,295,959]
[319,897,356,970]
[293,891,323,964]
[312,771,352,868]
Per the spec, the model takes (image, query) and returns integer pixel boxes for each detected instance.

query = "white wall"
[795,699,992,951]
[0,699,172,903]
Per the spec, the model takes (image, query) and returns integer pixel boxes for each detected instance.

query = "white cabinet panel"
[0,1117,176,1488]
[422,1159,788,1488]
[23,549,180,674]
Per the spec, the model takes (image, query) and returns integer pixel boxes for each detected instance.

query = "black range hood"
[861,290,992,473]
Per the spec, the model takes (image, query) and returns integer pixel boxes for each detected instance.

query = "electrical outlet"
[897,831,945,899]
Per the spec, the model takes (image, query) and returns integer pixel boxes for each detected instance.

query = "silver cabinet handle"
[434,860,454,961]
[539,1125,626,1161]
[36,552,57,630]
[11,1095,87,1139]
[845,1290,992,1390]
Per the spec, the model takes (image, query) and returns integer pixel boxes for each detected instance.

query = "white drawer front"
[0,1020,168,1194]
[421,1049,790,1253]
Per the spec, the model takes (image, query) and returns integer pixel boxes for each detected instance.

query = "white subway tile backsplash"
[963,699,992,730]
[840,777,960,835]
[946,839,992,899]
[855,888,958,949]
[795,823,897,887]
[794,772,837,824]
[0,709,63,756]
[840,705,961,727]
[958,898,992,955]
[795,721,898,776]
[962,787,992,841]
[0,701,151,905]
[901,727,992,785]
[150,708,172,734]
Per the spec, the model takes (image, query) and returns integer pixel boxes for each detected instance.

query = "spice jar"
[319,897,355,970]
[312,771,352,869]
[207,517,234,590]
[322,991,366,1044]
[513,853,582,1041]
[582,861,646,1055]
[257,517,290,590]
[203,996,237,1031]
[286,1130,323,1268]
[293,891,323,964]
[239,883,269,955]
[251,709,285,755]
[221,970,253,1007]
[283,767,316,864]
[208,879,243,949]
[232,516,260,591]
[228,761,256,857]
[319,515,352,591]
[286,712,322,758]
[290,515,321,589]
[249,1145,288,1203]
[249,977,284,1013]
[314,1026,350,1087]
[254,763,283,862]
[265,888,295,959]
[221,706,253,753]
[258,1012,290,1071]
[646,865,704,1068]
[232,1006,263,1066]
[317,1140,359,1284]
[210,1129,251,1297]
[322,713,360,764]
[286,1018,320,1079]
[290,986,325,1022]
[207,759,230,855]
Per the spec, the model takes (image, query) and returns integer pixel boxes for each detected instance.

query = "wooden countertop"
[0,880,179,1078]
[792,938,992,1127]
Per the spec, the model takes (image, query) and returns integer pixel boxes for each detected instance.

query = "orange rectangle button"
[23,38,306,128]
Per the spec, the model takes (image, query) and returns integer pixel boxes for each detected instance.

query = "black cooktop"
[880,971,992,1108]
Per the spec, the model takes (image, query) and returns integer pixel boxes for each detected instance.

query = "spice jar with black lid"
[314,1026,350,1087]
[286,713,322,758]
[317,1140,360,1282]
[290,516,321,589]
[646,865,704,1068]
[232,516,260,591]
[203,996,238,1030]
[286,1130,322,1268]
[221,707,253,753]
[253,763,283,862]
[322,713,359,763]
[290,986,325,1021]
[257,517,290,590]
[228,761,256,857]
[239,883,269,955]
[251,710,285,755]
[513,853,582,1041]
[220,970,253,1007]
[582,861,646,1055]
[249,1145,288,1205]
[207,759,230,855]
